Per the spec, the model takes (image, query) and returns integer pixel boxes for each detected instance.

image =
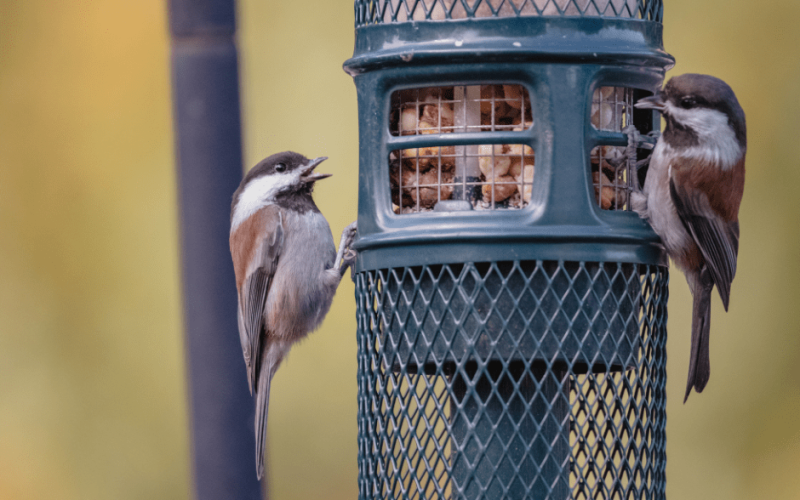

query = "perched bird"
[633,74,746,402]
[229,151,357,478]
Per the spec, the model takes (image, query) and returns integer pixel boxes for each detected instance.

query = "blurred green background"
[0,1,798,499]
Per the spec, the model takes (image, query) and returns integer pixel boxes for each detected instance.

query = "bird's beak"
[300,156,332,183]
[634,93,666,112]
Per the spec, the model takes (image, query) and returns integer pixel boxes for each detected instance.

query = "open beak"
[300,156,332,183]
[634,93,666,112]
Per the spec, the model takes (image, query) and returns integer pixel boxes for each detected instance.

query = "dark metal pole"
[168,1,262,498]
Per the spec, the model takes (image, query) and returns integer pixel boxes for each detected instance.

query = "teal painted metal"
[345,3,673,498]
[355,262,668,499]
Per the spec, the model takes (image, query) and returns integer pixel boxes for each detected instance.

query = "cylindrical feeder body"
[345,2,672,499]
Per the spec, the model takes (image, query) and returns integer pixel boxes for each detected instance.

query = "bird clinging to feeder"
[633,74,746,402]
[229,151,358,478]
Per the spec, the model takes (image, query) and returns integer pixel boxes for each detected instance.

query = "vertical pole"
[168,1,263,498]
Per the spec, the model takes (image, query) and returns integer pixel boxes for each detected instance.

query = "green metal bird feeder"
[344,1,673,498]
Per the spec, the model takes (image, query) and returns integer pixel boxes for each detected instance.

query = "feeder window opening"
[390,85,534,214]
[590,87,657,212]
[391,85,532,136]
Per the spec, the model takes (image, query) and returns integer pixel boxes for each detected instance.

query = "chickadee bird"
[633,74,745,402]
[229,151,357,479]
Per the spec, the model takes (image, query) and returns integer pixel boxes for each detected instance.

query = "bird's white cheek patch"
[664,102,743,170]
[231,172,299,231]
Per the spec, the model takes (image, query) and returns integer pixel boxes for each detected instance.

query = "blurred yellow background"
[0,1,798,499]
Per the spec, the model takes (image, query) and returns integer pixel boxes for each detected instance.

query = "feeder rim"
[345,16,673,76]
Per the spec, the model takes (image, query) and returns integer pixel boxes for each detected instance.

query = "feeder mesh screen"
[355,0,663,26]
[355,261,668,499]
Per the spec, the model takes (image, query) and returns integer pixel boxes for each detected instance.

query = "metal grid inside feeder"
[591,145,631,211]
[390,85,534,214]
[590,87,656,212]
[355,0,663,25]
[591,87,632,133]
[355,261,668,499]
[391,86,532,136]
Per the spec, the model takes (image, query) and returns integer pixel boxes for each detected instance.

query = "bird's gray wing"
[238,209,284,393]
[669,177,739,309]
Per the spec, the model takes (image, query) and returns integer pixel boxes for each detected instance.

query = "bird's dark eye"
[680,96,696,109]
[275,163,286,173]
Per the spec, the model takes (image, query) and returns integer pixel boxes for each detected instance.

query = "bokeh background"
[1,1,798,499]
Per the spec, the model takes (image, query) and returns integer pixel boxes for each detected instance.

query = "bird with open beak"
[632,74,746,402]
[229,151,357,478]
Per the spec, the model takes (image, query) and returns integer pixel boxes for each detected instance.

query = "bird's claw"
[335,221,358,278]
[342,248,357,273]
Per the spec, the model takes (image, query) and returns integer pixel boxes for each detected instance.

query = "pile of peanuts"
[390,85,535,211]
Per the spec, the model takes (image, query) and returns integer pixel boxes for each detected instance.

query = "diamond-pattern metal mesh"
[354,0,663,26]
[355,261,667,499]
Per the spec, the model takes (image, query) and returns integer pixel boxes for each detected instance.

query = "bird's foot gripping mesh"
[355,260,668,499]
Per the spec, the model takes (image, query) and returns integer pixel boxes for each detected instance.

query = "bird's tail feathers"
[255,350,275,481]
[684,279,712,403]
